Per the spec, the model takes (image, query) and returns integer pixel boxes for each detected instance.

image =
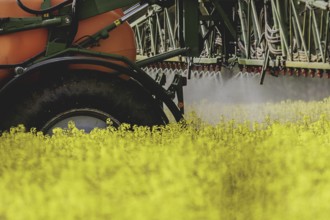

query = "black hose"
[16,0,73,15]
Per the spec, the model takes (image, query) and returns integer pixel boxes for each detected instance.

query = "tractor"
[0,0,185,134]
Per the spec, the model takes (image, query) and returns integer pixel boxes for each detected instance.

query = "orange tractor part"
[0,0,136,79]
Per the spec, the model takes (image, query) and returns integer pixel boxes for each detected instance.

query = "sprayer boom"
[131,0,330,83]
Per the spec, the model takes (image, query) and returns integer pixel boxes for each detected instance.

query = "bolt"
[14,66,26,75]
[64,17,71,24]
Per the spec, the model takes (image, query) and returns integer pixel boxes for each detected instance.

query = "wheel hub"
[42,108,120,135]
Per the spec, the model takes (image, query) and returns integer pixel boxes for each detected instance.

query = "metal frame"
[130,0,330,81]
[235,0,330,82]
[131,0,234,64]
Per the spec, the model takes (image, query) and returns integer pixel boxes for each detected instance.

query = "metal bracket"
[166,74,187,114]
[155,70,166,86]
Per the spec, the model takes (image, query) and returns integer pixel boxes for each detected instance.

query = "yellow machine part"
[0,0,136,79]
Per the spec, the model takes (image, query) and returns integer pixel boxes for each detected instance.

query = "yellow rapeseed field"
[1,98,330,220]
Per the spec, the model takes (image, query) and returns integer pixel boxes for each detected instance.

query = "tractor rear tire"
[0,70,168,134]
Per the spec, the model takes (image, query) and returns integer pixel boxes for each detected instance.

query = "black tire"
[0,70,168,134]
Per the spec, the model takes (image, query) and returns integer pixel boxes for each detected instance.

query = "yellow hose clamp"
[114,19,122,26]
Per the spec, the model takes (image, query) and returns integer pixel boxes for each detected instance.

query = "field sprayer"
[1,0,330,133]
